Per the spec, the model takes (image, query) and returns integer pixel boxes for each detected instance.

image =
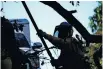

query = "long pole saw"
[21,1,58,69]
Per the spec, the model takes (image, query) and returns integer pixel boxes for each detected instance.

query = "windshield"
[15,33,30,48]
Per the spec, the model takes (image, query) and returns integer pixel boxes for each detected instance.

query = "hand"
[37,29,47,37]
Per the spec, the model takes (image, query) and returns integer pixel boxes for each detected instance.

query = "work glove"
[37,29,47,38]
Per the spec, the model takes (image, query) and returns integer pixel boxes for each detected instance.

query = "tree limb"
[40,1,102,43]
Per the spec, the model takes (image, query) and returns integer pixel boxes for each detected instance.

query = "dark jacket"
[44,34,86,69]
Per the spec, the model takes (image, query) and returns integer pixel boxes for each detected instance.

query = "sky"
[0,1,98,69]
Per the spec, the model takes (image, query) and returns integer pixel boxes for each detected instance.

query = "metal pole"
[21,1,58,69]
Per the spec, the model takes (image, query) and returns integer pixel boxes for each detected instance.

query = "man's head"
[58,22,73,39]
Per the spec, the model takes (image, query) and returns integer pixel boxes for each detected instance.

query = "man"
[38,22,88,69]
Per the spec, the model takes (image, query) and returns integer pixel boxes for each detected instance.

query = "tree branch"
[40,1,102,43]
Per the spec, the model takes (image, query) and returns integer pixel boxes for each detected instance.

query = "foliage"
[89,1,102,33]
[88,1,102,69]
[69,1,80,6]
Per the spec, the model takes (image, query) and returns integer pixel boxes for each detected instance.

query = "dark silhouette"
[1,17,26,69]
[38,22,90,69]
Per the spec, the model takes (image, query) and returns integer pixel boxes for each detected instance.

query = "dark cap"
[59,22,72,31]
